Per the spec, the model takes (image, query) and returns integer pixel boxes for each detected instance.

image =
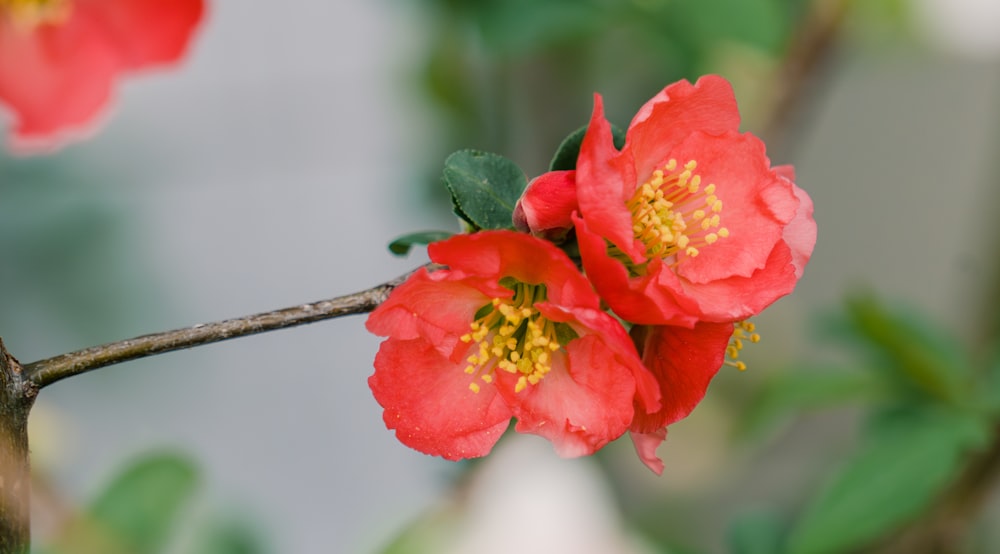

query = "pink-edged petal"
[783,183,817,279]
[629,428,668,475]
[369,338,512,460]
[496,334,637,457]
[626,75,742,181]
[515,170,578,239]
[630,322,732,433]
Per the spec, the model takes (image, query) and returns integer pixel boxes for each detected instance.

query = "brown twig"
[22,268,417,390]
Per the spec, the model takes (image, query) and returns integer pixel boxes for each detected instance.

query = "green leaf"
[844,295,971,405]
[741,366,884,437]
[787,408,989,554]
[92,452,198,552]
[728,510,786,554]
[548,124,627,172]
[190,516,270,554]
[388,231,455,256]
[442,150,527,231]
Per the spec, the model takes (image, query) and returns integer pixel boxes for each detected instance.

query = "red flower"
[628,322,734,475]
[571,75,816,326]
[0,0,205,151]
[366,230,661,460]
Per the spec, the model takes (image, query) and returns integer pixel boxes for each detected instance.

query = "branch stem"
[23,269,416,389]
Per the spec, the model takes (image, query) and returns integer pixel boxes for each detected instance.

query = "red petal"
[516,170,578,238]
[365,267,497,360]
[496,334,637,457]
[576,93,641,258]
[575,212,702,326]
[0,0,203,149]
[677,241,798,322]
[625,75,742,182]
[783,182,817,279]
[629,428,668,475]
[81,0,205,68]
[428,231,601,310]
[369,338,512,460]
[667,131,789,284]
[630,322,732,434]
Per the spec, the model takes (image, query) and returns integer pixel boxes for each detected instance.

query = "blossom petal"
[667,131,792,284]
[628,322,731,474]
[575,212,702,326]
[576,93,641,258]
[365,267,500,360]
[629,428,668,475]
[514,170,578,239]
[678,241,798,322]
[783,182,817,279]
[538,302,661,414]
[496,334,637,457]
[629,322,732,433]
[626,75,742,182]
[0,0,203,150]
[369,338,512,460]
[82,0,205,68]
[429,231,601,310]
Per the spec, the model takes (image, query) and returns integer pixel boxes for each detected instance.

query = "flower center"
[626,159,728,264]
[725,320,760,371]
[459,280,575,394]
[0,0,72,30]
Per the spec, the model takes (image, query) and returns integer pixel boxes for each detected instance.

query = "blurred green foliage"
[36,452,270,554]
[737,296,999,553]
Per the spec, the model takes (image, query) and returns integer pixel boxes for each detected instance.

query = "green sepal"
[388,231,455,256]
[442,150,528,231]
[548,123,627,172]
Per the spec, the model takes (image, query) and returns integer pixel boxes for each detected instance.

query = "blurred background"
[2,0,1000,552]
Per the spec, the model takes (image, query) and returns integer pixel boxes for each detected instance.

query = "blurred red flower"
[0,0,204,151]
[366,231,661,461]
[571,75,816,326]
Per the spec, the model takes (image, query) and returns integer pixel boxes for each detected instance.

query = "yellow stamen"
[0,0,72,30]
[725,320,761,371]
[458,280,573,394]
[624,158,728,269]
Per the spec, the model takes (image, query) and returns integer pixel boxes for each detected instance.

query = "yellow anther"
[625,158,730,269]
[515,376,528,393]
[469,383,481,393]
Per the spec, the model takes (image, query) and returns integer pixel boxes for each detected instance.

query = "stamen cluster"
[460,283,563,394]
[626,159,729,263]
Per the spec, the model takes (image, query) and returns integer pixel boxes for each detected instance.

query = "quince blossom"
[0,0,204,151]
[366,231,661,460]
[568,75,816,326]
